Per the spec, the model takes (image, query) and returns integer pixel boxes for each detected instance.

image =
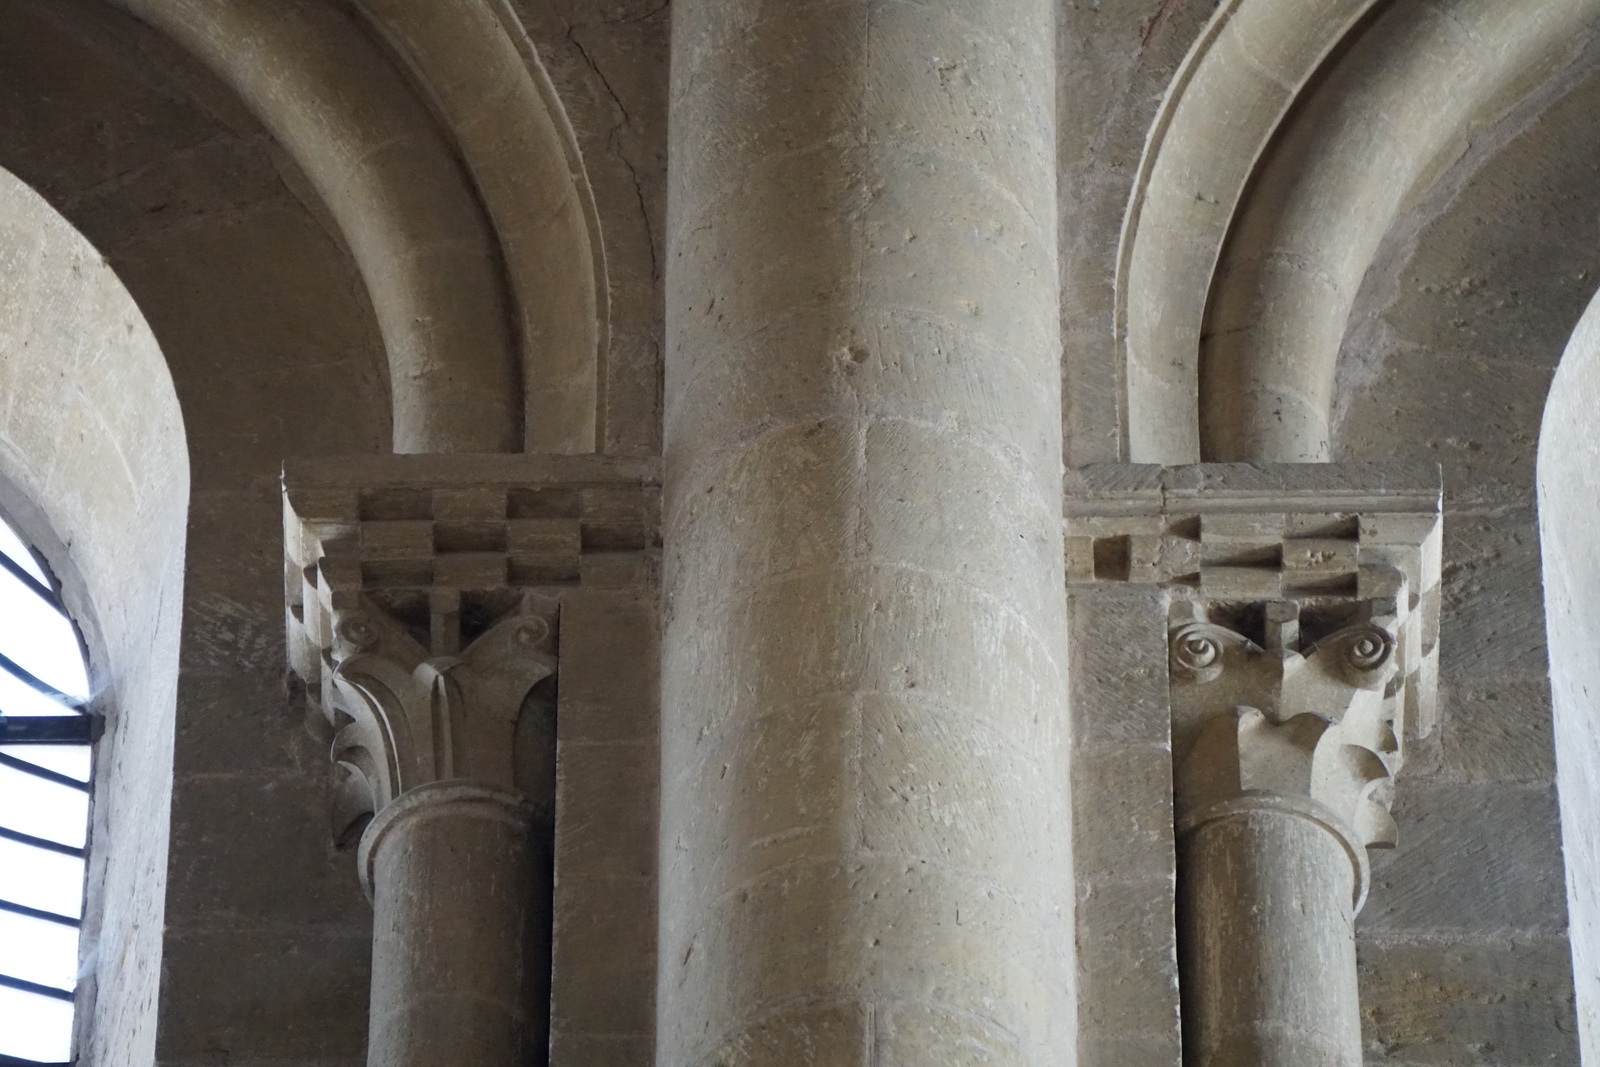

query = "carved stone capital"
[1168,603,1409,910]
[1066,463,1441,911]
[281,454,661,833]
[324,600,556,818]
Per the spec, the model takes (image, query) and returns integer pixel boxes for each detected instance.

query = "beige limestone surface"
[1541,290,1600,1064]
[361,782,543,1067]
[661,1,1073,1062]
[0,0,1588,1065]
[0,162,187,1067]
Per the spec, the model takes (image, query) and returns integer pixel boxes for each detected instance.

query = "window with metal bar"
[0,515,94,1067]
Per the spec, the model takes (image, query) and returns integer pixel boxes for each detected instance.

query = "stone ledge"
[1063,463,1442,609]
[282,453,661,693]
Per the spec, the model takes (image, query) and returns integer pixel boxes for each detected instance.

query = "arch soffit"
[1119,0,1382,463]
[111,0,606,456]
[0,165,188,678]
[1330,47,1600,488]
[354,0,609,455]
[0,162,188,1067]
[1121,0,1600,464]
[1537,282,1600,1065]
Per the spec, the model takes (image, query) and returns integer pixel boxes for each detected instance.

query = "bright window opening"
[0,516,93,1066]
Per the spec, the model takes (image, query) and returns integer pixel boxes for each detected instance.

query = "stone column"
[361,781,540,1067]
[1064,464,1442,1067]
[663,1,1071,1063]
[1169,606,1405,1067]
[281,456,661,1067]
[321,606,555,1067]
[1178,801,1363,1066]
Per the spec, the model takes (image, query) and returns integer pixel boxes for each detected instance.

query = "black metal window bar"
[0,544,95,1067]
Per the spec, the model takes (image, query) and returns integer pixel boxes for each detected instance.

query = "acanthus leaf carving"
[322,598,556,829]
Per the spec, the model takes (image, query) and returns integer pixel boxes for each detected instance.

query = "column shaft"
[361,782,542,1067]
[1178,808,1363,1067]
[662,1,1071,1063]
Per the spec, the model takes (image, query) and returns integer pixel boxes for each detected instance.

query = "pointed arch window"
[0,515,95,1067]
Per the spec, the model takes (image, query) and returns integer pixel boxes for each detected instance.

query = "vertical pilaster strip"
[662,1,1072,1063]
[1068,584,1182,1066]
[550,593,660,1065]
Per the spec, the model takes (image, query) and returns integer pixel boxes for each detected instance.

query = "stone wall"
[0,3,390,1062]
[0,0,1593,1064]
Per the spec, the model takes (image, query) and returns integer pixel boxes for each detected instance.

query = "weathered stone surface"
[1437,507,1547,680]
[1439,677,1557,784]
[1363,783,1567,938]
[1069,587,1171,747]
[156,924,371,1062]
[1076,878,1181,1042]
[661,2,1072,1057]
[1074,743,1175,884]
[550,584,660,1062]
[556,593,660,745]
[0,1,1591,1065]
[1359,938,1579,1064]
[550,876,658,1039]
[1068,586,1181,1067]
[363,783,543,1067]
[1181,813,1364,1067]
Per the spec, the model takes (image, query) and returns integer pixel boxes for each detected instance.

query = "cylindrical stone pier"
[661,2,1073,1062]
[1178,801,1365,1067]
[359,781,542,1067]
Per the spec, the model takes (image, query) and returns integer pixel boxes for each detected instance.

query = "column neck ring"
[357,779,534,902]
[1178,790,1373,914]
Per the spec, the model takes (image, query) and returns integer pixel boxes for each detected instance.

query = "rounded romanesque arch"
[0,1,657,1059]
[1541,288,1600,1063]
[106,0,607,455]
[0,161,186,1067]
[1086,2,1600,1060]
[0,3,661,1061]
[1117,0,1600,464]
[1324,29,1600,1066]
[1117,0,1383,463]
[1325,46,1600,1067]
[0,4,404,1060]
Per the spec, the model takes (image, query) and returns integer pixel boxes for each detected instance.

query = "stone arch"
[1119,0,1600,463]
[353,0,609,455]
[1118,0,1382,463]
[0,3,396,1057]
[0,3,646,1063]
[0,162,187,1067]
[105,0,607,455]
[1118,7,1600,1056]
[1539,286,1600,1063]
[1321,34,1600,1063]
[1201,0,1600,462]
